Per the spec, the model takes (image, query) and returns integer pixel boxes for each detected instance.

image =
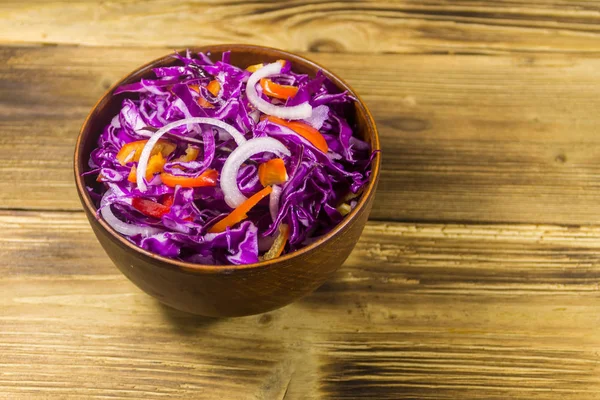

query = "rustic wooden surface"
[2,1,600,398]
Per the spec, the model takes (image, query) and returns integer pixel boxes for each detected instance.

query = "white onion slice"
[137,117,247,191]
[221,137,291,208]
[269,184,282,222]
[100,190,162,237]
[246,63,312,120]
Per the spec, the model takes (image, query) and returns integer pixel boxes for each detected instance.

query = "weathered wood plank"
[2,1,600,54]
[2,46,600,224]
[4,2,599,399]
[2,211,600,398]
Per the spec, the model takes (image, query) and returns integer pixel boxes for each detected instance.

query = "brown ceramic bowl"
[74,44,381,317]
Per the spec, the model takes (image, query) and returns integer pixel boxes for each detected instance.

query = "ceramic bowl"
[74,44,381,317]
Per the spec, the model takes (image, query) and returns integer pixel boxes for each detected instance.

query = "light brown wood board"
[2,1,600,398]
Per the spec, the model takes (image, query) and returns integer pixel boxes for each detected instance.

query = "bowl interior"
[75,44,381,271]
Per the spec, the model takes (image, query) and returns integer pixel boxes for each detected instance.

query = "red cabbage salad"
[87,50,375,265]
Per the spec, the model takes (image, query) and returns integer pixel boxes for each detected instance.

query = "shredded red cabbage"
[87,50,376,265]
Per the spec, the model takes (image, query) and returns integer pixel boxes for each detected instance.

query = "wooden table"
[3,1,600,398]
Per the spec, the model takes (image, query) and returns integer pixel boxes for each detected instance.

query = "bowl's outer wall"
[76,45,381,317]
[83,187,375,317]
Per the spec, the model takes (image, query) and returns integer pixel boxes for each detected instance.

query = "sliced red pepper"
[266,116,329,153]
[132,197,171,219]
[159,194,196,221]
[209,186,273,233]
[160,169,219,188]
[260,78,298,100]
[161,193,175,208]
[258,158,288,186]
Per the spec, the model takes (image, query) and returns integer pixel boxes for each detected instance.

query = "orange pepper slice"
[266,116,329,153]
[197,98,213,108]
[175,145,200,163]
[160,169,218,188]
[260,78,298,100]
[261,224,290,261]
[246,59,287,73]
[128,152,167,182]
[246,63,263,73]
[117,139,176,166]
[127,168,136,183]
[196,79,221,108]
[258,158,288,186]
[207,80,221,96]
[146,153,167,179]
[209,186,273,233]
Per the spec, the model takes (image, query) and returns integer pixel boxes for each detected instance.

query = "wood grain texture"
[3,0,600,54]
[2,211,600,399]
[3,46,600,224]
[3,1,600,398]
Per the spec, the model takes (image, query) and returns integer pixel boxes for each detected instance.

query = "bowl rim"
[74,44,381,274]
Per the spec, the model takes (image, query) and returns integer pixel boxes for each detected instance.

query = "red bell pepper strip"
[160,169,219,188]
[132,197,171,219]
